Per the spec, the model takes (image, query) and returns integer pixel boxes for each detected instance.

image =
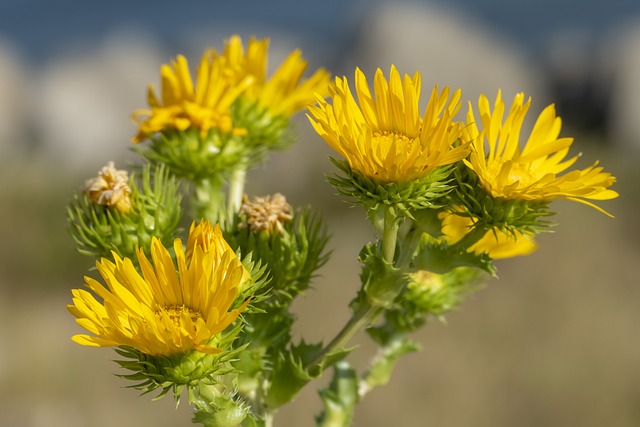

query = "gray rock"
[0,40,31,159]
[602,20,640,150]
[33,28,165,169]
[342,2,550,118]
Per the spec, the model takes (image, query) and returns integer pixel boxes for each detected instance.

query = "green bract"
[453,163,555,236]
[327,158,455,219]
[67,163,181,260]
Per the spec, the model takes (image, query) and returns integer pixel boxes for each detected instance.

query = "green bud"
[190,384,250,427]
[227,198,330,309]
[67,163,181,260]
[370,267,488,339]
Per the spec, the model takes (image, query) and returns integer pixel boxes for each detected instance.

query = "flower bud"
[67,163,181,260]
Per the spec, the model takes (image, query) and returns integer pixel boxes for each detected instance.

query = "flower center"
[161,305,202,327]
[372,131,415,154]
[488,161,536,190]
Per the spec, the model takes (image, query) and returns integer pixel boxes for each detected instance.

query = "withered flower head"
[83,161,132,214]
[238,193,293,235]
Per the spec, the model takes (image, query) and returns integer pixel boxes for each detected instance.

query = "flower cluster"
[65,34,618,427]
[310,67,616,272]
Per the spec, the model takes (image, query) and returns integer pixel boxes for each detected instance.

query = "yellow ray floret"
[308,66,469,183]
[185,220,251,286]
[221,35,330,117]
[439,210,537,259]
[68,222,249,356]
[463,91,618,216]
[131,51,254,142]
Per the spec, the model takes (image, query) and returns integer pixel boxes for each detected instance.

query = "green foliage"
[452,164,555,236]
[112,321,247,403]
[227,207,330,310]
[316,362,359,427]
[134,128,248,183]
[232,98,293,164]
[265,340,353,409]
[358,243,408,308]
[360,337,420,391]
[327,158,454,219]
[410,238,496,275]
[369,267,488,343]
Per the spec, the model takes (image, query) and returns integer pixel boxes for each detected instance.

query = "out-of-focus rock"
[34,29,165,170]
[0,40,30,159]
[342,2,550,116]
[602,20,640,150]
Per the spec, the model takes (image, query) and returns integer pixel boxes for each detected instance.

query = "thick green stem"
[228,167,247,219]
[193,177,227,224]
[381,208,399,264]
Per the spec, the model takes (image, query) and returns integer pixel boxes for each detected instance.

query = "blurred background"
[1,0,639,425]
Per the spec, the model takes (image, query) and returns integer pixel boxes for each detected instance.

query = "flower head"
[308,66,469,184]
[68,222,249,356]
[463,91,618,216]
[238,193,293,235]
[221,35,330,118]
[83,161,132,214]
[131,50,254,143]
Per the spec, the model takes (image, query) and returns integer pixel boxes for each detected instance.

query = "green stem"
[305,303,380,370]
[307,207,399,370]
[193,177,226,224]
[358,335,420,399]
[228,167,247,219]
[381,208,399,264]
[263,412,274,427]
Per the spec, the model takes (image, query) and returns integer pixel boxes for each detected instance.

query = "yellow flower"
[221,35,330,117]
[131,51,254,143]
[185,220,251,285]
[464,91,618,216]
[83,161,132,214]
[68,222,249,356]
[439,210,537,259]
[308,66,469,183]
